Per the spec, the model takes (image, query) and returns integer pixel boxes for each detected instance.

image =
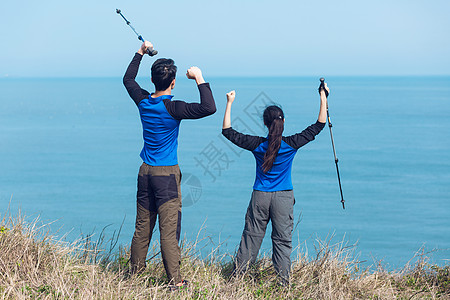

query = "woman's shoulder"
[222,128,267,151]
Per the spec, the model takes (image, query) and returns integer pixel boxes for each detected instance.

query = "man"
[123,41,216,288]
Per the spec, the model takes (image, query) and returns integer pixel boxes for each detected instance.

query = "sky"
[1,0,449,77]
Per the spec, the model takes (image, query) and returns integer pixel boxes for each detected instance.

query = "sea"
[1,76,449,270]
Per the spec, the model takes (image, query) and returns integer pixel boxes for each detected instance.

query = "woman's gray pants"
[235,190,294,282]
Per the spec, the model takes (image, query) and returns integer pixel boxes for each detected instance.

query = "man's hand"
[137,41,154,56]
[186,66,201,79]
[226,90,236,104]
[186,67,205,85]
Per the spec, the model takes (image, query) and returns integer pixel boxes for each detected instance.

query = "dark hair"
[151,58,177,91]
[261,105,284,173]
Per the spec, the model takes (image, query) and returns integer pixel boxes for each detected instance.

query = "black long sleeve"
[222,120,325,152]
[222,128,266,151]
[164,83,216,119]
[123,53,150,106]
[282,121,325,149]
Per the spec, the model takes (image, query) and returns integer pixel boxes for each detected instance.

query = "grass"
[0,211,449,299]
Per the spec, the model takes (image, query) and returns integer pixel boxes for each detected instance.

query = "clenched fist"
[226,90,236,104]
[138,41,154,56]
[186,67,205,85]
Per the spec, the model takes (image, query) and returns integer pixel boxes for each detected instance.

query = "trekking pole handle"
[319,77,329,98]
[146,48,158,57]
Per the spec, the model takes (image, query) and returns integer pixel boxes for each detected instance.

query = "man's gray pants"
[235,190,294,282]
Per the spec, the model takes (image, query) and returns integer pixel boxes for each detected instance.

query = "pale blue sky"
[1,0,449,77]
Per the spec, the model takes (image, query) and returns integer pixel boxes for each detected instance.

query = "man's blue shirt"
[139,95,181,166]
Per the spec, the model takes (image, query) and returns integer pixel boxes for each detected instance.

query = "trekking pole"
[319,78,345,209]
[116,9,158,57]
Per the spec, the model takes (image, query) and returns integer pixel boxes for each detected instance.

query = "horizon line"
[2,74,450,80]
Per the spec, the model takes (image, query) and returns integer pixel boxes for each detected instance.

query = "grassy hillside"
[0,212,448,299]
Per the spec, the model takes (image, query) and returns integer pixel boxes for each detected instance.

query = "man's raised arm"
[165,67,216,119]
[123,42,153,106]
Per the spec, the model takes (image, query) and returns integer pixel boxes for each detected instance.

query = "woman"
[221,84,329,284]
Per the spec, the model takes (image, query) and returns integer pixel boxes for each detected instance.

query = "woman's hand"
[226,90,236,104]
[318,83,329,123]
[223,90,235,129]
[319,83,330,98]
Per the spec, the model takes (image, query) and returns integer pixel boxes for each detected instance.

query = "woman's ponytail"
[261,106,284,173]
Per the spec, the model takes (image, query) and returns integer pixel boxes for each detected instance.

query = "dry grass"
[0,211,449,299]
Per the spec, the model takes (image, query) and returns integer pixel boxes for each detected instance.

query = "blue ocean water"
[1,76,449,269]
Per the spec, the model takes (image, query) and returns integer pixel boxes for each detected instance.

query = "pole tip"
[116,9,121,14]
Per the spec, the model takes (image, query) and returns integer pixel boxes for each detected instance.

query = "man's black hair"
[151,58,177,91]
